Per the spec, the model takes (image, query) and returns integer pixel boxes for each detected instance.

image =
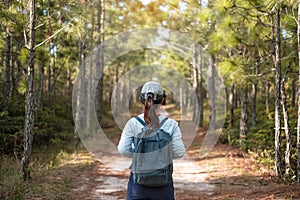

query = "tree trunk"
[234,86,238,109]
[36,62,44,108]
[87,2,95,129]
[49,43,56,100]
[198,49,204,127]
[266,83,272,119]
[198,79,204,127]
[281,77,291,175]
[274,2,282,177]
[47,44,51,99]
[230,83,235,127]
[16,37,24,90]
[208,57,216,130]
[296,0,300,183]
[112,64,119,110]
[74,39,86,136]
[192,46,199,122]
[95,0,105,121]
[239,88,248,147]
[11,45,16,97]
[22,0,36,181]
[3,27,11,111]
[251,83,257,127]
[291,79,296,108]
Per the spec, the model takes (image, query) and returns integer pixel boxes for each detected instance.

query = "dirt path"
[67,130,300,200]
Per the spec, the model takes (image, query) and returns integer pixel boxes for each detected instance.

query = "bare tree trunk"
[192,45,204,126]
[22,0,36,181]
[192,46,199,122]
[234,87,238,109]
[281,76,291,175]
[49,43,56,99]
[112,64,119,109]
[3,27,11,111]
[198,48,204,127]
[87,2,95,129]
[274,2,282,177]
[251,83,257,127]
[291,79,296,108]
[74,39,86,136]
[11,46,16,97]
[95,0,105,121]
[47,44,51,99]
[239,88,248,147]
[230,83,235,127]
[296,0,300,183]
[36,62,44,108]
[208,58,216,129]
[266,83,272,119]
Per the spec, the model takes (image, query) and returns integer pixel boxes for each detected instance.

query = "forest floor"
[49,127,300,200]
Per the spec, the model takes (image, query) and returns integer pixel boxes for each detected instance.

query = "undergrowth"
[220,101,298,182]
[0,141,86,200]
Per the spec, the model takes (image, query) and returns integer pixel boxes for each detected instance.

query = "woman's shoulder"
[127,114,145,126]
[161,117,178,128]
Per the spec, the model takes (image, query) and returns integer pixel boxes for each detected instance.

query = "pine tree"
[297,0,300,183]
[22,0,36,181]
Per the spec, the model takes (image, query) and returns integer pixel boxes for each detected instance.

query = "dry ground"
[57,129,300,200]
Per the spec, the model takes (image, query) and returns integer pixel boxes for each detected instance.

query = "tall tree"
[281,74,291,175]
[95,0,105,121]
[239,88,248,147]
[274,0,282,177]
[229,83,235,127]
[3,26,11,111]
[297,0,300,183]
[3,1,12,111]
[87,1,95,129]
[21,0,36,181]
[251,82,257,127]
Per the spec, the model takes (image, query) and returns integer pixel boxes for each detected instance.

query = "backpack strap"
[159,118,168,128]
[135,116,147,126]
[136,117,168,128]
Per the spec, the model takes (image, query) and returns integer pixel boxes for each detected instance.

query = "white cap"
[141,82,163,95]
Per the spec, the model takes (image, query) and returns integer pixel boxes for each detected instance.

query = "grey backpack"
[132,117,173,187]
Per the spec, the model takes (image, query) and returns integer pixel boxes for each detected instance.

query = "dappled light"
[1,0,300,199]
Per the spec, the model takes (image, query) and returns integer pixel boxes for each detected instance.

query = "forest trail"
[64,124,300,200]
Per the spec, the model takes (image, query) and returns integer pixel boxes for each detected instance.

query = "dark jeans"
[126,173,175,200]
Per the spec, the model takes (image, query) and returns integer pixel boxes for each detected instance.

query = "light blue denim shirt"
[118,113,185,159]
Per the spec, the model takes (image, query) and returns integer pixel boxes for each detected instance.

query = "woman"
[118,81,185,200]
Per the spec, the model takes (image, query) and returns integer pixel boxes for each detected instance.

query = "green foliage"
[34,103,74,147]
[0,0,299,189]
[221,90,299,174]
[248,149,274,168]
[221,113,276,170]
[0,111,24,155]
[18,48,28,66]
[0,94,74,155]
[17,79,27,95]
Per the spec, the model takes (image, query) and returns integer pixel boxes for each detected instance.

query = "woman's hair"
[140,82,164,128]
[143,93,163,128]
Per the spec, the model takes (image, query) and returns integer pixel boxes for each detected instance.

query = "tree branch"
[24,29,29,49]
[34,26,65,50]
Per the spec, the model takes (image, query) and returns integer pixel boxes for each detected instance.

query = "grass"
[0,155,24,200]
[0,140,90,200]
